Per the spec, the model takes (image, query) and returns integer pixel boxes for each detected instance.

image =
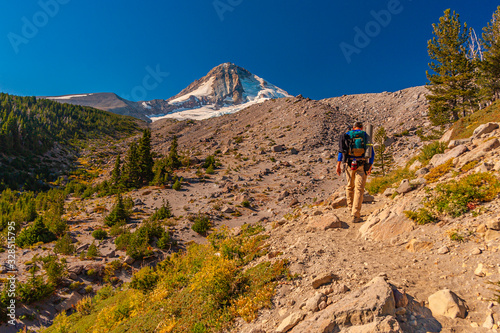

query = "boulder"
[456,139,500,169]
[276,312,305,333]
[273,145,286,152]
[486,218,500,231]
[405,239,433,253]
[409,177,426,186]
[305,292,325,312]
[312,274,335,289]
[331,196,347,208]
[409,160,422,172]
[291,277,396,332]
[383,188,396,197]
[290,148,299,155]
[68,264,83,275]
[396,179,412,194]
[221,205,234,214]
[308,214,342,231]
[448,138,472,148]
[415,167,429,177]
[440,128,454,142]
[55,291,83,312]
[428,289,467,319]
[473,122,499,138]
[278,191,290,201]
[338,316,403,333]
[485,229,500,241]
[123,255,135,265]
[363,193,375,203]
[428,145,468,167]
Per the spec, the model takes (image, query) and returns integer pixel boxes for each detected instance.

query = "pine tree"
[426,9,477,125]
[166,136,181,170]
[111,153,121,187]
[104,193,130,227]
[480,6,500,102]
[122,141,141,188]
[138,129,154,183]
[372,127,394,176]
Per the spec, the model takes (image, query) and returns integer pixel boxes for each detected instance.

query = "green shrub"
[404,208,437,225]
[41,255,67,285]
[104,193,130,227]
[418,141,447,165]
[241,200,251,208]
[130,266,158,293]
[16,217,56,248]
[427,172,500,217]
[156,230,171,250]
[366,168,414,194]
[206,164,215,174]
[86,242,100,259]
[54,233,75,255]
[172,179,182,191]
[17,273,54,304]
[150,201,172,221]
[191,214,211,235]
[203,155,216,169]
[94,284,114,302]
[92,229,108,240]
[115,221,165,259]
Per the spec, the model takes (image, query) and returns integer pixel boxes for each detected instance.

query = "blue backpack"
[347,130,367,159]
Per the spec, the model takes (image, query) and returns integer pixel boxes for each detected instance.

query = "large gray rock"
[396,179,412,194]
[473,122,499,138]
[428,145,468,167]
[448,138,472,148]
[276,312,305,332]
[456,139,500,169]
[440,128,454,142]
[428,289,467,319]
[305,292,325,312]
[341,316,403,332]
[55,291,83,312]
[409,159,422,172]
[486,218,500,231]
[291,277,396,332]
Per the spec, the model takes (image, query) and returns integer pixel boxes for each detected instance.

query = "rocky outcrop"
[428,289,467,319]
[290,277,397,332]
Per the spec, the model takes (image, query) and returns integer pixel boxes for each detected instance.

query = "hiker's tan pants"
[344,164,367,218]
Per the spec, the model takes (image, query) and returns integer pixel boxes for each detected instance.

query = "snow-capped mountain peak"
[147,63,291,121]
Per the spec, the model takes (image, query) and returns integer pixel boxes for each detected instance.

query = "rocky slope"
[5,85,499,333]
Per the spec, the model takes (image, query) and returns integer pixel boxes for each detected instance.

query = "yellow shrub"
[75,296,93,315]
[425,159,454,183]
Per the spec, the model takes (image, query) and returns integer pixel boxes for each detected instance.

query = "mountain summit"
[42,63,291,122]
[146,62,291,121]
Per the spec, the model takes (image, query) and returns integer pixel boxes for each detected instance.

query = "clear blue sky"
[0,0,498,101]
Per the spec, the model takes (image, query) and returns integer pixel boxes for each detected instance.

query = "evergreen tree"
[138,129,154,183]
[426,9,477,125]
[372,127,394,176]
[166,136,181,170]
[122,141,141,188]
[111,153,121,187]
[104,193,130,227]
[480,6,500,102]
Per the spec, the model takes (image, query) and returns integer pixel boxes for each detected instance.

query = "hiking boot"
[351,216,363,223]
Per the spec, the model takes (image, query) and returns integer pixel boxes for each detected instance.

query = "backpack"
[347,130,367,158]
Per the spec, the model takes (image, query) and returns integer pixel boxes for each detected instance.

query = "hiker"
[336,121,374,223]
